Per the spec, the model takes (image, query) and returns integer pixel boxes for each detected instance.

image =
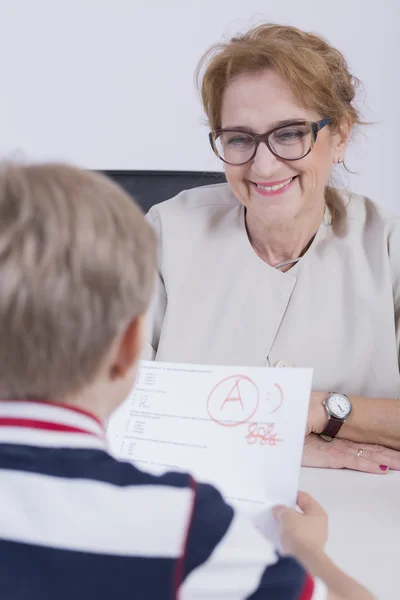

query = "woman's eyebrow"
[219,119,306,132]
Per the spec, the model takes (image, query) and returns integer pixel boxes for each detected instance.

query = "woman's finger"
[302,435,395,473]
[337,440,400,471]
[340,451,389,474]
[322,440,389,473]
[354,445,400,471]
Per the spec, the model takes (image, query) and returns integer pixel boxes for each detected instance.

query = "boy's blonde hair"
[0,163,156,401]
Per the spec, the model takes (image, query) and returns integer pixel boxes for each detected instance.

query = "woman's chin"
[247,194,304,225]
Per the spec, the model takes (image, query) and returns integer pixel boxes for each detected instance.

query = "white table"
[299,468,400,600]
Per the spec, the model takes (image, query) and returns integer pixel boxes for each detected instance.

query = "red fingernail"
[379,465,388,471]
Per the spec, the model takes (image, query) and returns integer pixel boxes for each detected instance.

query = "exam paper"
[107,361,313,539]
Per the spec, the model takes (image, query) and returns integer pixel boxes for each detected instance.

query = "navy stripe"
[0,538,175,600]
[247,556,309,600]
[182,481,234,580]
[0,443,192,490]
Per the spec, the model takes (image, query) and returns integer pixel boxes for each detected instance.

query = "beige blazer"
[144,183,400,399]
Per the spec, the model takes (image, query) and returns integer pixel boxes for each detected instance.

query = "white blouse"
[144,183,400,399]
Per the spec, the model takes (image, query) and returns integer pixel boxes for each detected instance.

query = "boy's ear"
[110,315,145,380]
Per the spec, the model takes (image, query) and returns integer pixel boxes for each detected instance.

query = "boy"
[0,163,372,599]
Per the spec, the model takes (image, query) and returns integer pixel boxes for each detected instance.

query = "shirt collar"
[0,400,107,451]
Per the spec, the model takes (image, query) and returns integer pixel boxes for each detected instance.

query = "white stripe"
[312,578,328,600]
[180,512,278,600]
[0,427,105,450]
[0,401,104,437]
[0,470,192,557]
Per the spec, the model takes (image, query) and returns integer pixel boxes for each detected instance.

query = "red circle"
[207,375,259,427]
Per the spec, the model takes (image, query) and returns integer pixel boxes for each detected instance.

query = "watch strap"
[321,415,344,438]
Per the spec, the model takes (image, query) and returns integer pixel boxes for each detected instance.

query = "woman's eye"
[225,136,252,147]
[275,128,308,142]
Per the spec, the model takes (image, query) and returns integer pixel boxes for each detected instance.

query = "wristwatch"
[321,393,352,438]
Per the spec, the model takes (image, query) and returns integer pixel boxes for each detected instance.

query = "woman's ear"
[110,315,145,380]
[334,119,351,157]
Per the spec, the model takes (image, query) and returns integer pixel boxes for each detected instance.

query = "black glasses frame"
[209,117,332,165]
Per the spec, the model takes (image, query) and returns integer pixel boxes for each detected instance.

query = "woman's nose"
[251,141,281,175]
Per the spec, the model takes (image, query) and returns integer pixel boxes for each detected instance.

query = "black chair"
[102,170,226,213]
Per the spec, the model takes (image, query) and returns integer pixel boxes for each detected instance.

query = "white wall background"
[0,0,399,211]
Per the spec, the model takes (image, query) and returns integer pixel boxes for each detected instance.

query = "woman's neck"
[245,203,325,269]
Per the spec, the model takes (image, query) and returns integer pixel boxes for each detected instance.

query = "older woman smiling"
[144,24,400,474]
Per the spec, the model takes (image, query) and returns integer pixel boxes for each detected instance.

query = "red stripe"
[299,574,315,600]
[173,475,197,600]
[0,417,98,437]
[0,398,104,428]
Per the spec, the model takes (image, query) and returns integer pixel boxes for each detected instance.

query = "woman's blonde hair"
[196,23,362,132]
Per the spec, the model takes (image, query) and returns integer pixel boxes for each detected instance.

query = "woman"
[144,24,400,473]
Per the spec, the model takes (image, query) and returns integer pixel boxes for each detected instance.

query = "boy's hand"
[272,491,328,556]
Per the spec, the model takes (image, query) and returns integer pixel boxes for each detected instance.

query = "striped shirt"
[0,400,325,599]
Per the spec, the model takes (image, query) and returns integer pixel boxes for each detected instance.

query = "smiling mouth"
[253,176,298,192]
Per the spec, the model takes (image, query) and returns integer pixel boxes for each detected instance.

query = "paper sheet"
[107,360,313,540]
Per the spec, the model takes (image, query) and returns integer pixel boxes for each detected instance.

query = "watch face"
[327,394,351,419]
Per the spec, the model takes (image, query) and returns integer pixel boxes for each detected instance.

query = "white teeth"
[256,177,293,192]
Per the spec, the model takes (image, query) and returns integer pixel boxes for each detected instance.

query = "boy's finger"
[272,505,288,520]
[297,491,326,516]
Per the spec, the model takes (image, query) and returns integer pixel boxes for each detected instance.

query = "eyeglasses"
[209,117,332,165]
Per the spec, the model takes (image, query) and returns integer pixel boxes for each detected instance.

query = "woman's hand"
[302,433,400,473]
[306,392,329,435]
[273,491,328,556]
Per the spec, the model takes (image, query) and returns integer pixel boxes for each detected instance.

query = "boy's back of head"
[0,162,155,402]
